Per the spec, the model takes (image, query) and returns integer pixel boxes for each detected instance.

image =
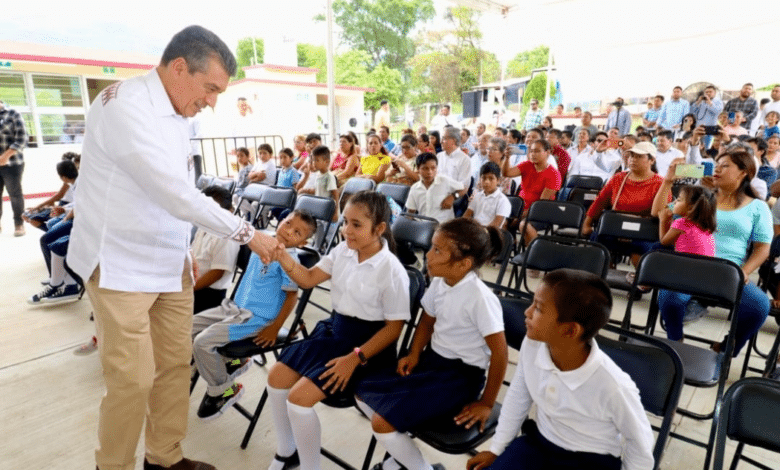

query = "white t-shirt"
[191,229,240,291]
[654,147,684,179]
[406,175,465,223]
[468,189,511,226]
[313,170,337,198]
[437,149,472,188]
[490,338,655,470]
[422,272,504,369]
[315,240,410,322]
[252,159,277,186]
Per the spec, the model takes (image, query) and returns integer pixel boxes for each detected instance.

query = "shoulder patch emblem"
[101,82,122,106]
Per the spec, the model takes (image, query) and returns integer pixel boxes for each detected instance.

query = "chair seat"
[658,338,721,386]
[215,327,299,358]
[413,404,501,454]
[554,227,580,238]
[606,268,632,291]
[510,252,527,265]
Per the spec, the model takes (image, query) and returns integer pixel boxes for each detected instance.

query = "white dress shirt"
[406,175,465,223]
[569,149,620,182]
[69,70,254,292]
[437,149,472,188]
[421,272,504,369]
[489,338,655,470]
[468,189,511,226]
[315,240,410,322]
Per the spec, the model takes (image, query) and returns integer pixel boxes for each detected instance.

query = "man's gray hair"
[490,137,507,153]
[161,25,237,77]
[725,141,754,156]
[443,127,461,145]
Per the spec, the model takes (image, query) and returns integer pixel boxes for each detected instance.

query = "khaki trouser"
[87,264,193,470]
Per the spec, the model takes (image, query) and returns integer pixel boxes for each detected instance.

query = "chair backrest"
[596,210,659,243]
[713,377,780,470]
[524,235,610,278]
[506,195,525,221]
[211,176,237,195]
[196,173,215,190]
[565,174,603,190]
[526,200,585,232]
[259,186,296,211]
[339,178,376,208]
[566,187,600,209]
[399,267,427,355]
[484,282,531,351]
[634,250,743,308]
[240,183,269,204]
[392,213,439,251]
[377,182,411,209]
[493,229,517,286]
[294,194,336,223]
[598,324,684,470]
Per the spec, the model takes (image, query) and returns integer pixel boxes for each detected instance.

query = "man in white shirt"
[374,99,390,129]
[437,127,472,189]
[68,26,277,470]
[655,130,685,177]
[431,104,455,131]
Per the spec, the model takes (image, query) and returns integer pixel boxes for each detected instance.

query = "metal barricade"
[190,135,286,177]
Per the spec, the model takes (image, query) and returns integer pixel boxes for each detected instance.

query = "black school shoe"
[271,451,300,470]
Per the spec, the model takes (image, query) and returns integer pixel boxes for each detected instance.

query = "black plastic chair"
[294,194,337,253]
[525,199,586,240]
[504,196,525,256]
[564,174,604,190]
[745,234,780,378]
[566,186,600,211]
[255,186,296,229]
[595,210,659,295]
[598,324,685,470]
[234,182,270,221]
[339,178,376,210]
[196,173,215,190]
[712,377,780,470]
[622,250,744,470]
[392,213,439,273]
[492,230,516,287]
[211,176,237,195]
[509,235,610,292]
[377,182,411,210]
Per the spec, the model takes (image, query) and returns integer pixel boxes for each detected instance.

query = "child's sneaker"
[28,283,61,305]
[225,358,252,381]
[197,383,244,420]
[41,283,82,304]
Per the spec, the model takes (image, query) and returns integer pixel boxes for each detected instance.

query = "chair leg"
[729,442,745,470]
[763,330,780,376]
[740,335,756,378]
[240,387,269,449]
[360,435,378,470]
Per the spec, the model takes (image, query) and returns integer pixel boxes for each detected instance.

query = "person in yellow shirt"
[356,133,391,184]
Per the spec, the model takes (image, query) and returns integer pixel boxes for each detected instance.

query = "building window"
[32,75,83,108]
[31,74,85,144]
[0,72,27,107]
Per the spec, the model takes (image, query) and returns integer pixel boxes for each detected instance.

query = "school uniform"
[468,189,511,226]
[488,338,654,470]
[356,272,503,432]
[191,228,240,313]
[278,240,410,395]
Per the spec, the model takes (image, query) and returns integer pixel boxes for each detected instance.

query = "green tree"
[522,72,556,106]
[234,38,264,80]
[325,0,435,71]
[506,45,549,79]
[297,44,327,82]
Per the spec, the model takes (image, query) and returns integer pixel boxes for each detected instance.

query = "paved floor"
[1,210,778,470]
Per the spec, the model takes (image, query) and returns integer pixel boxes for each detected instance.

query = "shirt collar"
[440,271,477,292]
[145,69,179,118]
[534,338,604,390]
[483,188,501,199]
[344,238,390,267]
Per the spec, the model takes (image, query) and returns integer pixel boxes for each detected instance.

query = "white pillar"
[326,0,337,148]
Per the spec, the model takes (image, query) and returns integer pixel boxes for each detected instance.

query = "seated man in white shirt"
[437,127,472,189]
[569,132,622,182]
[654,130,685,177]
[467,269,654,470]
[464,161,511,228]
[193,186,241,314]
[406,152,466,223]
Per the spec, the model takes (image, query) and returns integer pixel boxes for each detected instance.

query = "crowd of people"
[7,23,780,470]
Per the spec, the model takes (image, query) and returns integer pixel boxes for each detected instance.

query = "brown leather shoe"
[143,458,217,470]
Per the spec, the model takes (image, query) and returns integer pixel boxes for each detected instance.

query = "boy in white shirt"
[406,152,466,223]
[468,269,654,470]
[464,161,511,228]
[249,143,277,186]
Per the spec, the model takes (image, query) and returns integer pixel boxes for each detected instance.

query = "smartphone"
[703,125,720,136]
[605,138,624,149]
[728,112,736,124]
[702,161,714,176]
[675,164,705,179]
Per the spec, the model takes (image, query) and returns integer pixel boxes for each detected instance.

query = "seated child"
[191,210,317,420]
[464,162,512,228]
[192,186,241,314]
[276,148,302,189]
[763,111,780,141]
[249,143,277,186]
[406,152,466,223]
[23,158,78,231]
[232,147,253,204]
[356,218,508,470]
[467,269,654,470]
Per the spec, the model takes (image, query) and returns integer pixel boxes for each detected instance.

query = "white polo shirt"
[191,229,240,291]
[406,174,465,223]
[468,189,511,226]
[422,272,504,369]
[68,70,254,292]
[252,159,277,186]
[315,240,410,322]
[490,338,654,470]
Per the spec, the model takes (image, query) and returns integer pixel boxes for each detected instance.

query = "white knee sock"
[63,272,77,286]
[355,398,375,420]
[287,401,322,470]
[50,254,66,286]
[267,386,296,466]
[375,431,432,470]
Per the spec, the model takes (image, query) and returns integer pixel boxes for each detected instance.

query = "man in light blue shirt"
[523,99,544,130]
[657,86,690,131]
[605,97,632,135]
[690,85,723,126]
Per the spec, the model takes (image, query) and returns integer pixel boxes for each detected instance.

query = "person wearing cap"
[605,97,632,136]
[374,99,391,129]
[581,142,671,268]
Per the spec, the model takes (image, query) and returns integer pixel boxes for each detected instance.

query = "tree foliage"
[297,44,327,82]
[506,45,549,79]
[326,0,435,71]
[522,72,557,106]
[234,38,265,80]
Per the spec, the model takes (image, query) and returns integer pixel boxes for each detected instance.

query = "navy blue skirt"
[278,313,396,395]
[355,349,486,432]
